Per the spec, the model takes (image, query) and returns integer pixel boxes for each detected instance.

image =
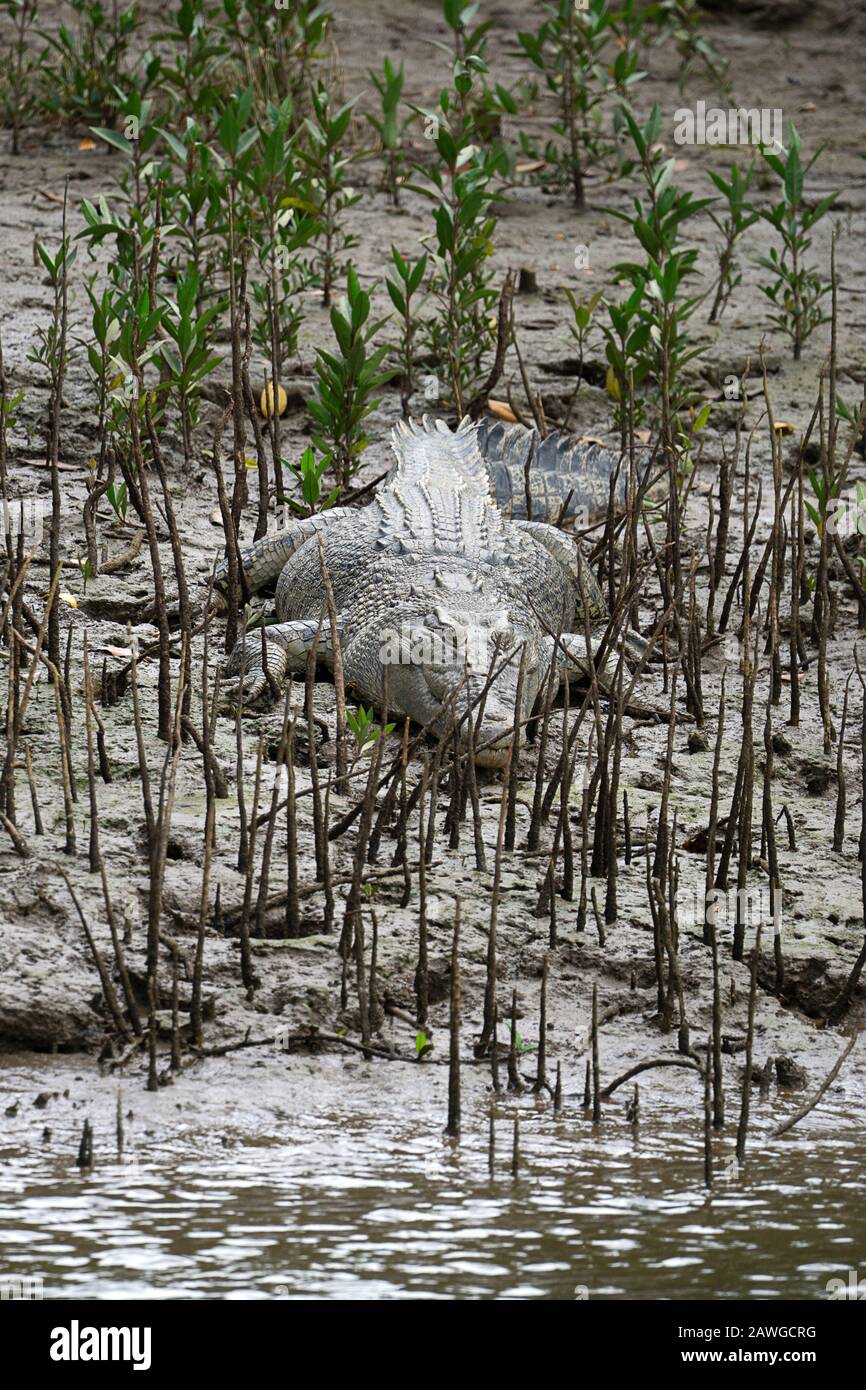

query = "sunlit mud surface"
[1,1100,863,1300]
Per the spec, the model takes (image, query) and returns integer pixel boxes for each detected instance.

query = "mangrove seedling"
[385,247,427,417]
[38,0,141,128]
[410,42,505,414]
[300,82,361,307]
[753,120,838,360]
[287,445,340,518]
[0,0,39,154]
[308,265,391,491]
[347,705,395,757]
[517,0,644,210]
[706,161,758,324]
[367,56,413,207]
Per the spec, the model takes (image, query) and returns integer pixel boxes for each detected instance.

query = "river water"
[1,1094,863,1300]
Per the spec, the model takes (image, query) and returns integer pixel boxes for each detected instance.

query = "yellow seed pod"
[260,382,288,418]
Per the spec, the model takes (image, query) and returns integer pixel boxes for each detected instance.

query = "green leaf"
[90,126,133,156]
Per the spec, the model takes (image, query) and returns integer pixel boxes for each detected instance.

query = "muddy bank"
[1,0,865,1152]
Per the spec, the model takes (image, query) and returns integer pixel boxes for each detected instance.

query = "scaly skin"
[217,417,644,765]
[476,418,646,523]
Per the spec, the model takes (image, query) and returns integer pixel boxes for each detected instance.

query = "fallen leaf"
[773,421,795,434]
[59,591,78,608]
[487,399,518,423]
[78,138,97,150]
[515,160,546,174]
[576,435,608,448]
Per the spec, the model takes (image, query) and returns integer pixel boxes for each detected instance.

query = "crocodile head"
[379,606,545,768]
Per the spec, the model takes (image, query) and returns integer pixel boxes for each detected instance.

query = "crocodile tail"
[474,419,647,524]
[388,415,496,499]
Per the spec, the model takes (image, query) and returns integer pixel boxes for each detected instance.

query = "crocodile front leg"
[213,509,352,597]
[220,618,339,711]
[557,632,664,720]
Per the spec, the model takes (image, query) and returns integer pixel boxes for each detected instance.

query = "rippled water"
[1,1098,862,1300]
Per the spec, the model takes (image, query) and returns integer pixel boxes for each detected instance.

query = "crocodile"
[215,417,649,767]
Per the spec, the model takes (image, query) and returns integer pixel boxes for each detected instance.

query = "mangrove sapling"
[226,199,250,530]
[367,57,412,207]
[435,0,519,162]
[279,1,334,132]
[159,265,223,466]
[646,0,729,95]
[105,480,129,526]
[600,284,652,449]
[410,93,504,414]
[155,116,229,296]
[561,285,602,430]
[308,266,391,493]
[385,248,427,418]
[109,282,176,736]
[80,285,125,576]
[0,0,39,154]
[38,0,141,129]
[90,83,163,202]
[214,85,261,252]
[246,96,318,433]
[753,121,838,361]
[221,0,333,128]
[706,161,758,324]
[347,706,395,763]
[608,104,711,452]
[516,0,644,210]
[153,0,227,122]
[286,446,339,519]
[300,82,360,307]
